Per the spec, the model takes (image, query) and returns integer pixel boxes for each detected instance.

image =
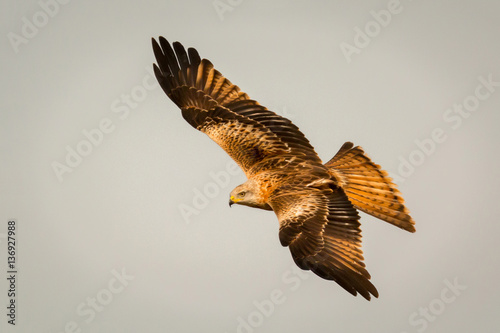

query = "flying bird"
[152,37,415,300]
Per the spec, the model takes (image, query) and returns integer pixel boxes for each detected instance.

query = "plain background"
[1,1,499,332]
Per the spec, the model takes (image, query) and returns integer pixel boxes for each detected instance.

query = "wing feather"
[181,105,290,173]
[152,37,323,175]
[270,185,379,300]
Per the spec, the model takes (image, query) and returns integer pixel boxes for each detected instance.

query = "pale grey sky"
[1,1,499,332]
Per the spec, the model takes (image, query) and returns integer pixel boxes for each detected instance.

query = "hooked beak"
[229,195,242,207]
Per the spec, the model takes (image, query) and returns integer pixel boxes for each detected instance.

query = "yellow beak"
[229,196,242,207]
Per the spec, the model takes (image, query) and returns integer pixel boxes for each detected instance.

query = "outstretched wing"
[270,185,379,300]
[152,37,322,176]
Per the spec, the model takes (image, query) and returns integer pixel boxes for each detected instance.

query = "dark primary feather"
[152,37,323,175]
[270,185,379,300]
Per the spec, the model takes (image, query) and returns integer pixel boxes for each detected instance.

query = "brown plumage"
[152,37,415,300]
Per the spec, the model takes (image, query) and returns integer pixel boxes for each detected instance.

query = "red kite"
[152,37,415,300]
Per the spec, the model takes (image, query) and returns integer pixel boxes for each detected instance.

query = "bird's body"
[152,37,415,300]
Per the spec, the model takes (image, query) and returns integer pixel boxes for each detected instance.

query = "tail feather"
[325,142,415,233]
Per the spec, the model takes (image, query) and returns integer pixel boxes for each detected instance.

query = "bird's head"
[229,180,272,210]
[229,182,258,208]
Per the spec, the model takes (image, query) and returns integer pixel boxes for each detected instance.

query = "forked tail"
[325,142,416,232]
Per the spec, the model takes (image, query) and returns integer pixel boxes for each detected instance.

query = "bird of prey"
[152,37,415,300]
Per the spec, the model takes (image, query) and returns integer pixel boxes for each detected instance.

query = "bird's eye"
[237,191,246,198]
